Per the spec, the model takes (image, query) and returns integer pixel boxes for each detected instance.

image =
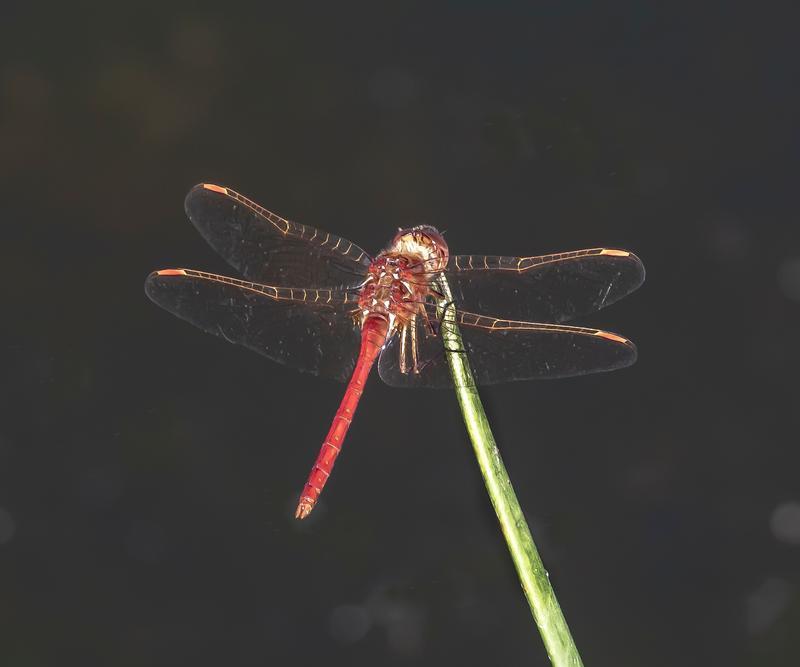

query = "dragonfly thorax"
[358,259,413,322]
[358,226,448,333]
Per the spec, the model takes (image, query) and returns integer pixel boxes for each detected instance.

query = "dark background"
[2,2,799,666]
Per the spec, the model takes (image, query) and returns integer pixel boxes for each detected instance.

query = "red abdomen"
[295,316,388,519]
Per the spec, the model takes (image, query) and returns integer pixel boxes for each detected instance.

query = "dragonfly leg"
[398,323,409,374]
[419,301,438,337]
[410,315,420,374]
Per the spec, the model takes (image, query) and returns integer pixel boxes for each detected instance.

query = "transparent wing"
[184,184,372,288]
[145,268,361,381]
[378,304,637,388]
[444,248,644,323]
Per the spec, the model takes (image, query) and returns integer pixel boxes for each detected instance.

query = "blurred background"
[2,2,799,665]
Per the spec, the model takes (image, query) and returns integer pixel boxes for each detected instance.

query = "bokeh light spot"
[328,604,371,644]
[746,578,793,635]
[777,258,800,302]
[0,508,16,544]
[770,501,800,545]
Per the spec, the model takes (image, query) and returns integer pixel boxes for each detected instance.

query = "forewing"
[378,305,636,388]
[184,184,371,288]
[445,248,644,323]
[145,268,361,381]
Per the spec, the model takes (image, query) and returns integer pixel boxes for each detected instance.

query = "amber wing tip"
[155,268,187,276]
[600,248,631,257]
[201,183,228,195]
[594,330,632,345]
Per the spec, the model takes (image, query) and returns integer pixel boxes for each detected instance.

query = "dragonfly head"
[389,225,449,272]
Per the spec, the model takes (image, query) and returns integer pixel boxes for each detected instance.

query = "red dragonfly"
[146,184,644,519]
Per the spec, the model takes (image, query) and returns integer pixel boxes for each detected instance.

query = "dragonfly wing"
[378,304,636,388]
[185,184,372,288]
[445,248,644,323]
[145,268,361,381]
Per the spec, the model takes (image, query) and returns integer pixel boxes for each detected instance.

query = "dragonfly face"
[389,225,449,273]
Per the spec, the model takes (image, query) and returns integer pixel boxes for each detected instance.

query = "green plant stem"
[436,276,583,667]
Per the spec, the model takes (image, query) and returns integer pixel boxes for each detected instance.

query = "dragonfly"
[146,184,644,519]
